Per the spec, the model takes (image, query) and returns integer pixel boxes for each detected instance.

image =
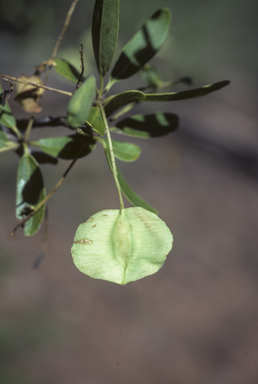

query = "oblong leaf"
[71,207,173,285]
[0,131,19,152]
[16,153,46,236]
[34,134,96,160]
[34,136,72,157]
[104,90,145,117]
[114,112,179,138]
[102,140,157,214]
[86,106,106,136]
[67,75,96,128]
[110,8,171,83]
[0,110,17,132]
[117,168,158,214]
[92,0,119,76]
[144,80,230,102]
[103,138,141,161]
[54,58,84,83]
[0,130,10,148]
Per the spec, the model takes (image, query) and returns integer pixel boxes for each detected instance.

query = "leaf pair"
[92,0,171,86]
[55,4,171,87]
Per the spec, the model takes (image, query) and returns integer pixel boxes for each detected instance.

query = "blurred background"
[0,0,258,383]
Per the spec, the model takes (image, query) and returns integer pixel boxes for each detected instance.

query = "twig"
[0,75,72,97]
[33,208,49,268]
[44,0,80,84]
[51,0,80,60]
[76,44,84,89]
[97,101,124,211]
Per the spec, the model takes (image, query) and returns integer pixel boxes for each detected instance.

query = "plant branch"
[0,75,72,96]
[24,117,35,142]
[44,0,80,84]
[51,0,80,61]
[76,44,85,89]
[98,76,104,100]
[97,102,124,211]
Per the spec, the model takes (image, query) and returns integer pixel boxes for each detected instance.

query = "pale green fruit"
[71,207,173,285]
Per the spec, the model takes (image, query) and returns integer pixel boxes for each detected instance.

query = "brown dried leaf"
[15,75,45,114]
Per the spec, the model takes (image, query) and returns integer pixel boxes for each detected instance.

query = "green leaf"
[54,58,84,83]
[103,138,141,161]
[67,75,96,128]
[113,112,179,138]
[92,0,119,76]
[16,153,46,236]
[0,110,17,131]
[0,131,19,152]
[86,106,106,136]
[104,90,145,117]
[0,84,19,135]
[143,80,230,102]
[0,130,10,148]
[71,207,173,284]
[30,150,58,165]
[102,140,157,214]
[117,168,158,214]
[109,8,171,83]
[34,134,96,160]
[34,136,72,157]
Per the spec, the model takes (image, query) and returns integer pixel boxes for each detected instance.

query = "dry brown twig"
[0,74,72,97]
[44,0,80,84]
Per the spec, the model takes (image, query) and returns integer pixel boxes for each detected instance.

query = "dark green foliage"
[0,0,229,245]
[16,153,46,236]
[113,112,179,138]
[92,0,120,76]
[109,8,171,85]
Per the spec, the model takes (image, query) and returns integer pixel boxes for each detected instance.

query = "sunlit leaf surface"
[54,58,84,83]
[86,106,106,136]
[103,138,141,161]
[67,75,96,128]
[34,134,96,159]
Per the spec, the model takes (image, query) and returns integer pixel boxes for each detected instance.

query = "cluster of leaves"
[0,0,229,284]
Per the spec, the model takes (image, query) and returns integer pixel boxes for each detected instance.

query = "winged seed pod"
[71,207,173,285]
